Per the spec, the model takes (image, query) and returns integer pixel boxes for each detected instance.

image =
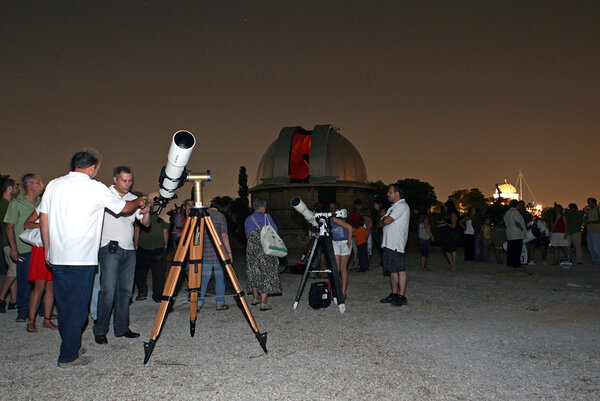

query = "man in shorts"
[379,184,410,307]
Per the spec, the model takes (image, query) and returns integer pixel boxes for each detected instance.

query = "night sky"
[1,1,598,208]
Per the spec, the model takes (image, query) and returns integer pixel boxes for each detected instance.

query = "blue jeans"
[93,246,135,336]
[16,252,32,315]
[198,263,226,307]
[587,232,600,265]
[474,233,484,261]
[52,264,95,363]
[90,266,101,320]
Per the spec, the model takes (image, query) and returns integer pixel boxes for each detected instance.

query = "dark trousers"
[463,234,475,261]
[507,239,523,268]
[134,247,166,302]
[16,252,31,315]
[474,233,484,261]
[52,265,95,363]
[357,243,369,271]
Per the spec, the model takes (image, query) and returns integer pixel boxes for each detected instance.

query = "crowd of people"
[1,157,598,368]
[431,198,600,271]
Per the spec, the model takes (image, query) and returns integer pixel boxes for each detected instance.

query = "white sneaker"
[528,260,535,266]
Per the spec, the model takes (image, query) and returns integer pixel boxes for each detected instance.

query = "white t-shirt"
[382,199,410,253]
[38,172,126,265]
[464,220,475,235]
[100,185,143,250]
[535,220,550,237]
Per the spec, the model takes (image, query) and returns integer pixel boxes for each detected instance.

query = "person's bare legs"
[495,249,504,264]
[42,281,57,329]
[420,256,428,270]
[0,276,17,303]
[390,271,407,295]
[336,254,350,299]
[251,288,260,304]
[445,251,457,271]
[43,281,54,317]
[28,280,45,323]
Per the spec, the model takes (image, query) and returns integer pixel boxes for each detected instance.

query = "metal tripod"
[292,232,346,313]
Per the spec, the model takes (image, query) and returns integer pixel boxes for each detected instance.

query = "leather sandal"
[259,304,272,311]
[216,305,229,311]
[43,317,58,330]
[27,319,38,333]
[251,299,260,306]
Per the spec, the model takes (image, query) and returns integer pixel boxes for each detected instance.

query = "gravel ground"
[1,244,599,400]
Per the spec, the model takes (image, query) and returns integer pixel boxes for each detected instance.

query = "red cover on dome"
[289,130,312,180]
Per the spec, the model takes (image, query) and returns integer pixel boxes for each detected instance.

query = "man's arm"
[24,210,40,229]
[133,225,140,249]
[121,197,148,215]
[425,216,435,241]
[380,215,394,227]
[139,207,151,227]
[220,232,233,263]
[5,223,18,262]
[39,212,50,262]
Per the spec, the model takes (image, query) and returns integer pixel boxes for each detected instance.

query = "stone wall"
[250,184,374,249]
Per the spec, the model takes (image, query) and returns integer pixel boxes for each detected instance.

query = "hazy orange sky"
[1,1,598,209]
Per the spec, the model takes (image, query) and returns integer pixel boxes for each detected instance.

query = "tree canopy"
[446,188,487,214]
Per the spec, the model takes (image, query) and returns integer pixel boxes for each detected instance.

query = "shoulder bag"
[251,215,287,258]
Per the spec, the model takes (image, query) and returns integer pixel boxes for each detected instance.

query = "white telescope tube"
[158,130,196,200]
[290,197,318,228]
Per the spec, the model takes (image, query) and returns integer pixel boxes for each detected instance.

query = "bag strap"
[250,215,261,230]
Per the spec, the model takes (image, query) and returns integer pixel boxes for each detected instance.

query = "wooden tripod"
[143,206,267,364]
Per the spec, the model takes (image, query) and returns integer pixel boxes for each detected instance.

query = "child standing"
[352,218,369,272]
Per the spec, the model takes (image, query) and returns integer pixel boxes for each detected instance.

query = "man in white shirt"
[503,200,526,268]
[93,166,150,345]
[39,151,147,368]
[378,184,410,307]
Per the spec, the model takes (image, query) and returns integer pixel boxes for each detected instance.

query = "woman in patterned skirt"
[244,198,281,311]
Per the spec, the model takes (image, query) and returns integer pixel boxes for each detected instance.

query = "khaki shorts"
[3,246,17,277]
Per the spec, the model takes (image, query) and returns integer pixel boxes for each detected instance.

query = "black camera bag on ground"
[309,281,331,309]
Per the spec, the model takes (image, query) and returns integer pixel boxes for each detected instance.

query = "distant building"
[249,124,374,247]
[493,179,520,202]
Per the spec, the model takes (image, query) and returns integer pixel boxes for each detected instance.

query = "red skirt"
[28,246,52,281]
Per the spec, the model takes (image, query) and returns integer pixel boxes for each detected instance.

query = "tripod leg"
[293,237,319,310]
[322,237,346,313]
[144,217,196,364]
[188,219,205,337]
[203,216,268,353]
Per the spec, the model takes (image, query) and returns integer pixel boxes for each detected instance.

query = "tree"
[396,178,438,213]
[211,196,233,212]
[237,166,249,202]
[368,180,389,205]
[447,188,486,214]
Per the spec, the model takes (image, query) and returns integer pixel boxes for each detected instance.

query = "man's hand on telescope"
[122,196,150,215]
